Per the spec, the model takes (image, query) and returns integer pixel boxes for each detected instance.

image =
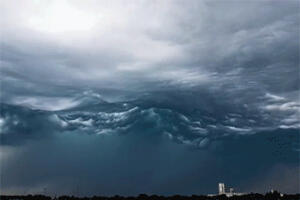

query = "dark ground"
[1,191,300,200]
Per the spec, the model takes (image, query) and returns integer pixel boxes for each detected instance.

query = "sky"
[0,0,299,196]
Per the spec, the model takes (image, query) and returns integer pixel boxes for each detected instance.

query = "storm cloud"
[1,0,299,98]
[0,0,299,196]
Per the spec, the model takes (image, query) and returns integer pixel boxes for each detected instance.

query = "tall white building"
[219,183,225,195]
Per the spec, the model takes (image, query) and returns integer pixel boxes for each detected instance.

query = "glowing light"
[28,1,97,33]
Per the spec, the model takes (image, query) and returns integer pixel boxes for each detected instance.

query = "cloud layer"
[0,0,299,196]
[1,0,299,97]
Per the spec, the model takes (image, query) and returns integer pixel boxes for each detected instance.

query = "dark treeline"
[1,192,300,200]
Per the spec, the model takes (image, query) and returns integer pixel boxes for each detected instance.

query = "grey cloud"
[1,0,298,99]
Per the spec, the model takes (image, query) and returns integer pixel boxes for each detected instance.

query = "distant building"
[208,183,244,197]
[271,188,284,197]
[218,183,225,195]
